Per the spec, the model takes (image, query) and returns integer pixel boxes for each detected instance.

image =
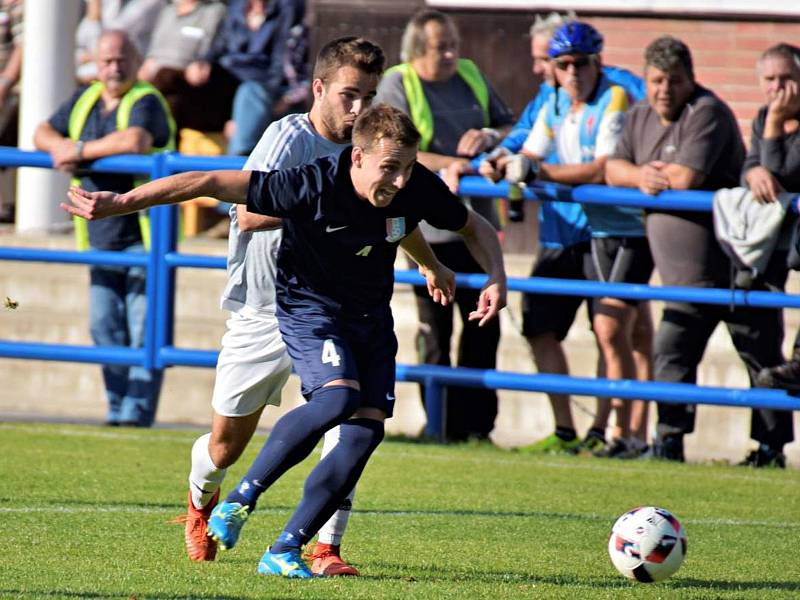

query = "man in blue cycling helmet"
[505,19,655,460]
[548,21,603,58]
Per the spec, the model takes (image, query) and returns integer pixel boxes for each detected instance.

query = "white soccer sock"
[317,425,356,546]
[188,432,227,509]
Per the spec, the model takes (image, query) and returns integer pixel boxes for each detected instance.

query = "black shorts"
[585,236,654,306]
[521,241,593,341]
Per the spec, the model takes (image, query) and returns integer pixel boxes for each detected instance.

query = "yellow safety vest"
[67,81,176,250]
[385,58,490,152]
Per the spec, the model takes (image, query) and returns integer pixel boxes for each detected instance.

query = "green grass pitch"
[1,422,798,599]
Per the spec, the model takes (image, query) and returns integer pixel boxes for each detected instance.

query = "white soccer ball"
[608,506,687,583]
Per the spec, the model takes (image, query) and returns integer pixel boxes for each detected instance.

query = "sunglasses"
[553,56,594,71]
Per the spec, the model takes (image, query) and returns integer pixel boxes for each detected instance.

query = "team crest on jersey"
[385,217,406,242]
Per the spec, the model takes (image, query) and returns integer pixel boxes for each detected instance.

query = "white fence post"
[16,0,81,233]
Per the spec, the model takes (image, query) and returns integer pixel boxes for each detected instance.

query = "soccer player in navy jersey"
[180,36,386,574]
[63,103,507,578]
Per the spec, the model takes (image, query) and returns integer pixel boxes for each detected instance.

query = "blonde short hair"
[529,11,576,38]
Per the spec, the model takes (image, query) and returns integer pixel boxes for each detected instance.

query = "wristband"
[481,127,501,146]
[75,140,85,160]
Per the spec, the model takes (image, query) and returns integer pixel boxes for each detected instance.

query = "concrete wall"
[1,230,797,466]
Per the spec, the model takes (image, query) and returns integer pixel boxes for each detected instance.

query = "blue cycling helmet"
[548,22,604,58]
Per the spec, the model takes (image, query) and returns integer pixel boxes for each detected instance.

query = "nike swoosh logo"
[326,225,348,233]
[386,393,395,402]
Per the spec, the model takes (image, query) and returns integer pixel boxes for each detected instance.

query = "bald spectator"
[35,30,175,427]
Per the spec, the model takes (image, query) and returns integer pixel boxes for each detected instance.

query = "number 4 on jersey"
[321,339,341,367]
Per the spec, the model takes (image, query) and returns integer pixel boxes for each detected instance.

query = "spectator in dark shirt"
[745,44,800,408]
[606,36,793,468]
[185,0,296,155]
[34,30,175,427]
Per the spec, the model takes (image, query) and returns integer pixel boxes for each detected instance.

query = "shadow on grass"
[359,563,800,592]
[0,590,253,600]
[4,495,612,522]
[670,578,800,592]
[361,562,630,588]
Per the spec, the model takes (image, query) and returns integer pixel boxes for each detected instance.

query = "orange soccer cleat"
[175,489,220,562]
[307,542,360,577]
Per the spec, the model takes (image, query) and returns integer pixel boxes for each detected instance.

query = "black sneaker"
[594,438,628,458]
[652,434,685,462]
[738,445,786,469]
[571,431,606,455]
[756,360,800,394]
[616,439,650,460]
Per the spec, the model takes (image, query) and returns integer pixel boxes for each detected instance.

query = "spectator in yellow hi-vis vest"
[375,9,513,442]
[34,29,175,427]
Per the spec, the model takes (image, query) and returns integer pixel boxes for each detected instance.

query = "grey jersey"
[220,112,347,316]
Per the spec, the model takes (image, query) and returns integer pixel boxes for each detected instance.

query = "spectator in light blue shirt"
[444,13,651,457]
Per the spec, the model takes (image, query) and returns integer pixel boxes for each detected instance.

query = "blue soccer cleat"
[257,547,314,578]
[207,501,249,550]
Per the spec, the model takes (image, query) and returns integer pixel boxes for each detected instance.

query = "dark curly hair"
[644,36,694,80]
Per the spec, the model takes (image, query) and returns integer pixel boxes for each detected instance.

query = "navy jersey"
[246,149,469,316]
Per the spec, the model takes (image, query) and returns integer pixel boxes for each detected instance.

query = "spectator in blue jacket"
[185,0,297,155]
[446,13,651,456]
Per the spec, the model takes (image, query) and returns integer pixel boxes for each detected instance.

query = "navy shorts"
[522,242,594,341]
[585,236,654,307]
[277,303,398,417]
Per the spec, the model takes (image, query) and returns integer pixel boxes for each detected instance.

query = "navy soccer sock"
[225,385,361,510]
[271,418,385,553]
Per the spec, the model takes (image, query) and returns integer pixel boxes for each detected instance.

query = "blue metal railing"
[1,147,798,440]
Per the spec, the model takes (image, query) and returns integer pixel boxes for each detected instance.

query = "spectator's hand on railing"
[469,278,507,327]
[62,186,125,220]
[504,154,535,185]
[48,139,83,173]
[420,261,456,306]
[638,160,671,195]
[744,166,785,203]
[185,61,211,87]
[442,159,471,194]
[478,146,510,182]
[456,128,497,157]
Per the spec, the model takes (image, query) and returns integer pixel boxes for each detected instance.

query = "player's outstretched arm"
[399,227,455,305]
[458,210,507,326]
[61,170,252,220]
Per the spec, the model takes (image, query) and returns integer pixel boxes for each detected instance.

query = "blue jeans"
[215,80,277,216]
[227,80,276,156]
[89,244,162,426]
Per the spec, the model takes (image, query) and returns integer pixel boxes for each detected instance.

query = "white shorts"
[211,310,292,417]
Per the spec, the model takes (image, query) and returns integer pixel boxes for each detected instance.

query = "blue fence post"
[143,157,161,373]
[152,152,178,369]
[424,379,445,441]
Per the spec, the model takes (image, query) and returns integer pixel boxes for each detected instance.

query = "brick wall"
[311,2,800,145]
[577,16,800,143]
